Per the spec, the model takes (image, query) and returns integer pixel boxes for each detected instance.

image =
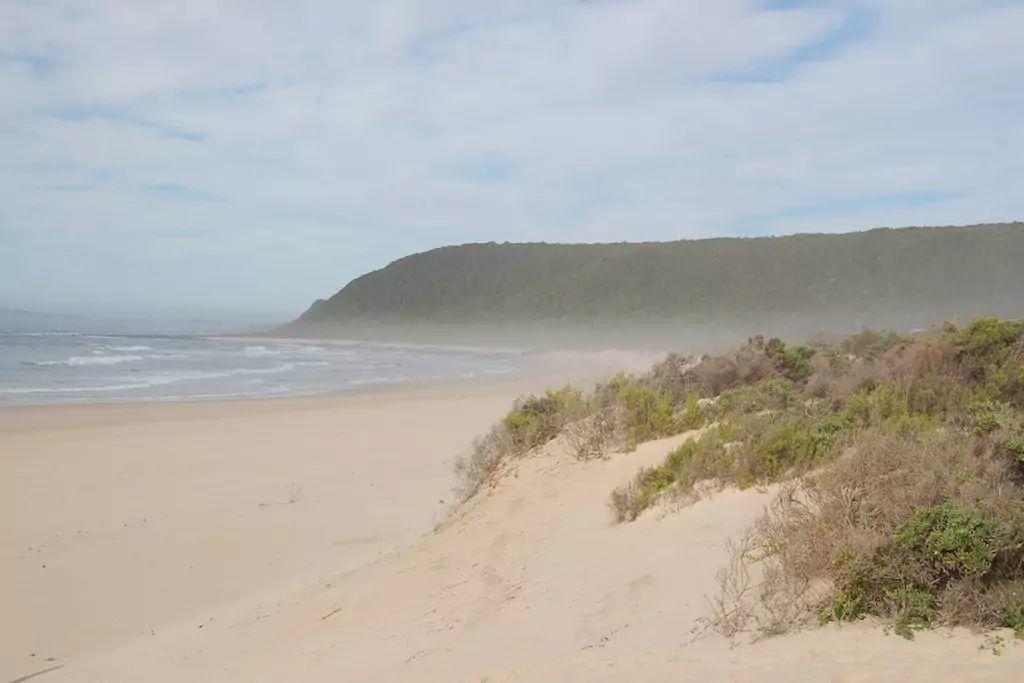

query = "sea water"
[0,330,522,406]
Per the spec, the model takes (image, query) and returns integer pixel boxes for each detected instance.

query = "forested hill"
[295,223,1024,326]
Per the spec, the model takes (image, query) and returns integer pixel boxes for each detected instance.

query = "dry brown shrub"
[883,338,957,383]
[704,535,757,638]
[454,424,517,501]
[644,353,699,401]
[803,351,888,406]
[1011,338,1024,365]
[690,345,775,397]
[709,428,1024,637]
[563,406,622,460]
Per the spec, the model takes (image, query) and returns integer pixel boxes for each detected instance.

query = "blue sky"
[1,0,1022,320]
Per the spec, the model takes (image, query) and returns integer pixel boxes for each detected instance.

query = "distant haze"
[2,2,1023,315]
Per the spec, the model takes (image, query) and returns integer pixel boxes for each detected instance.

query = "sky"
[1,1,1022,321]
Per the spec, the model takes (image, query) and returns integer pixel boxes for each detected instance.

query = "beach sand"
[5,380,1022,681]
[3,379,539,681]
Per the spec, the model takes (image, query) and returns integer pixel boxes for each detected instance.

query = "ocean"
[0,329,523,406]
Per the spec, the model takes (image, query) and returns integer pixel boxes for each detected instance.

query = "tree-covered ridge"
[297,223,1024,324]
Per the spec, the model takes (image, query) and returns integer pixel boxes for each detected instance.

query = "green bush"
[953,318,1024,403]
[717,378,797,415]
[1003,438,1024,463]
[618,384,677,448]
[841,328,907,359]
[953,318,1024,370]
[609,465,675,522]
[750,423,821,479]
[888,587,937,639]
[969,401,1003,435]
[1004,603,1024,637]
[502,385,588,452]
[680,390,703,429]
[893,503,1000,580]
[823,589,866,624]
[765,338,815,382]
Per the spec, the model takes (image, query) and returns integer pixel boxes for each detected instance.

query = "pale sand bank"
[3,378,543,681]
[5,379,1022,681]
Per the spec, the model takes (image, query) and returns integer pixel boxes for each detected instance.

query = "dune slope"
[47,432,1023,682]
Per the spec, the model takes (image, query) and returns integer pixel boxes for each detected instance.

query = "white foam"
[243,345,282,356]
[1,381,155,394]
[34,355,145,367]
[129,362,327,386]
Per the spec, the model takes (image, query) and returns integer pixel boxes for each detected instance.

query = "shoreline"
[0,372,532,419]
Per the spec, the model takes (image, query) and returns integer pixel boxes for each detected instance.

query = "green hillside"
[295,223,1024,326]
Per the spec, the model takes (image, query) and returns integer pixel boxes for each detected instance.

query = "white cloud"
[0,0,1021,316]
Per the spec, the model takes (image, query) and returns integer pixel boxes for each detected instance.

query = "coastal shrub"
[765,338,815,382]
[892,503,1000,580]
[503,385,587,453]
[454,424,517,500]
[644,353,699,402]
[840,328,907,359]
[1004,601,1024,637]
[609,465,676,522]
[953,318,1024,372]
[680,391,704,430]
[563,405,621,461]
[617,384,677,448]
[711,423,1024,639]
[888,587,937,639]
[952,318,1024,402]
[609,429,741,521]
[687,338,775,396]
[594,318,1024,639]
[610,406,854,519]
[1003,438,1024,463]
[463,317,1024,641]
[717,378,797,415]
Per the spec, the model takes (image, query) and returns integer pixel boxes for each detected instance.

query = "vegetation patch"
[460,317,1024,641]
[685,318,1024,640]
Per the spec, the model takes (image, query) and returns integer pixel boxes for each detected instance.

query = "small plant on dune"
[1004,602,1024,637]
[609,465,676,522]
[680,390,704,430]
[454,424,517,500]
[887,587,937,639]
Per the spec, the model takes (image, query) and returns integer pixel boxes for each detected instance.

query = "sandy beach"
[3,378,538,681]
[5,377,1023,682]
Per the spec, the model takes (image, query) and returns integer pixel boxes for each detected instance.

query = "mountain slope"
[296,223,1024,325]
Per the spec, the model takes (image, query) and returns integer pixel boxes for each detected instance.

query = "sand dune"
[8,402,1019,681]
